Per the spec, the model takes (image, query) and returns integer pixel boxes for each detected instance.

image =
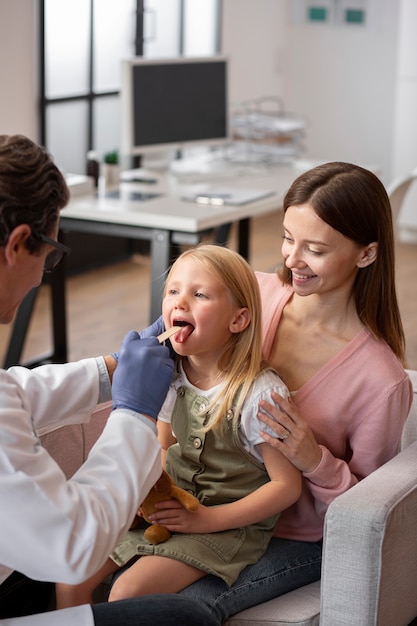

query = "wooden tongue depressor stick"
[157,326,181,343]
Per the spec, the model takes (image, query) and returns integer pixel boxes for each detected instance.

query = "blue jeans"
[92,594,218,626]
[180,538,323,624]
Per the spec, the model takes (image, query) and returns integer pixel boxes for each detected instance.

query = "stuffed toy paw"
[130,469,199,545]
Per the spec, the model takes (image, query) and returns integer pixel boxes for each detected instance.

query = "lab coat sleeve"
[0,362,162,586]
[5,358,103,434]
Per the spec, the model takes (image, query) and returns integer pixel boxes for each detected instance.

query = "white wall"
[0,0,38,140]
[392,0,417,179]
[286,0,400,183]
[222,0,417,233]
[223,0,401,183]
[390,0,417,239]
[222,0,287,106]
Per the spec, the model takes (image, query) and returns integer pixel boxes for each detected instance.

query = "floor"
[1,210,416,370]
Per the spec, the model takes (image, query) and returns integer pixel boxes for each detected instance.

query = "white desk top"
[61,163,304,233]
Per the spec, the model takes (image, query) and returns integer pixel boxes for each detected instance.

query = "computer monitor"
[120,56,229,158]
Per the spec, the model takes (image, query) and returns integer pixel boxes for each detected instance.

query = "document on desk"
[181,186,275,206]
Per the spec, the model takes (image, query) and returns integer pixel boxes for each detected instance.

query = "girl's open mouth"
[173,320,195,343]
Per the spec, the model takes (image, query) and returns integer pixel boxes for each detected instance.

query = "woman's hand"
[147,499,217,534]
[258,391,323,474]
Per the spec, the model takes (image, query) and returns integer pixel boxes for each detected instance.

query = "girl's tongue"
[174,323,194,343]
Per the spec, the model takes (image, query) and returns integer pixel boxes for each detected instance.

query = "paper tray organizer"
[230,96,307,163]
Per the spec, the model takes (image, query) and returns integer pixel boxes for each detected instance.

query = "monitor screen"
[121,56,228,157]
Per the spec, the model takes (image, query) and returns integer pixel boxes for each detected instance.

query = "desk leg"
[149,229,172,322]
[49,261,68,363]
[3,288,39,368]
[237,218,250,260]
[2,263,67,368]
[214,223,231,246]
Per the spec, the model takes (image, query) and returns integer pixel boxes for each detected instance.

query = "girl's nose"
[174,294,187,310]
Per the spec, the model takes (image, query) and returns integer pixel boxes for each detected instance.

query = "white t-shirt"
[159,362,289,463]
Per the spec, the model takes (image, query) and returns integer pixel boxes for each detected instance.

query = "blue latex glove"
[140,315,176,358]
[139,315,165,339]
[112,330,174,419]
[111,316,166,362]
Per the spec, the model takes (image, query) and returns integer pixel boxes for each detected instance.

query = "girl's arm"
[157,420,176,467]
[148,444,301,534]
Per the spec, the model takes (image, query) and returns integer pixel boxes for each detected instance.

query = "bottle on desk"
[86,151,100,187]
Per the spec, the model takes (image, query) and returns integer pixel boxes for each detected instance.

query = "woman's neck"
[290,290,362,338]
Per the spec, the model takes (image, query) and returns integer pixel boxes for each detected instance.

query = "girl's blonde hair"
[165,244,266,430]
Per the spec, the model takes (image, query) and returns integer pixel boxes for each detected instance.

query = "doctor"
[0,135,216,626]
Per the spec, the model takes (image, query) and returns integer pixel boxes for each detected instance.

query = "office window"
[40,0,222,175]
[45,0,90,98]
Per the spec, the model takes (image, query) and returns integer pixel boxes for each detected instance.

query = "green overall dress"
[111,383,279,586]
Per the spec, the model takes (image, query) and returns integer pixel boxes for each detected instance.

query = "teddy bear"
[130,469,199,545]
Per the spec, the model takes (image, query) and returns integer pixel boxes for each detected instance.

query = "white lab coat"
[0,358,162,625]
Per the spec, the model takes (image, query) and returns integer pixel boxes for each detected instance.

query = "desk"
[4,162,303,367]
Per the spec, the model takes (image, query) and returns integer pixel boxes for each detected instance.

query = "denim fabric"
[92,594,218,626]
[180,538,323,624]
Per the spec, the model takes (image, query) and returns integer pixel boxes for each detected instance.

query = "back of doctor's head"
[0,134,69,253]
[279,161,405,363]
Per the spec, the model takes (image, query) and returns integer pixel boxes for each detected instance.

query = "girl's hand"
[147,499,217,534]
[258,391,322,474]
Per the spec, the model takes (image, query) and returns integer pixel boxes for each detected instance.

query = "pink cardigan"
[256,272,413,541]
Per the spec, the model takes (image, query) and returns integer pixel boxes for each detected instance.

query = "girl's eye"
[308,248,323,256]
[195,292,206,299]
[282,235,293,244]
[167,288,178,295]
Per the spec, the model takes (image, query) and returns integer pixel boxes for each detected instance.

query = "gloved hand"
[140,315,176,358]
[139,315,165,339]
[112,330,174,419]
[111,316,168,362]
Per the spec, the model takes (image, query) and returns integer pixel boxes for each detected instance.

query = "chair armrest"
[40,401,112,478]
[81,400,112,457]
[320,441,417,626]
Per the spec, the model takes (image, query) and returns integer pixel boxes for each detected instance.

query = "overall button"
[193,437,202,449]
[176,386,185,397]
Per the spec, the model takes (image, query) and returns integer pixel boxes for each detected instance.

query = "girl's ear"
[357,242,378,268]
[230,308,251,334]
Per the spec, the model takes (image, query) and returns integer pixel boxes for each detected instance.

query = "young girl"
[56,244,301,607]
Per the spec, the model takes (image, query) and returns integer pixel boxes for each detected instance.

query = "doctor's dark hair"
[279,161,405,363]
[0,134,69,253]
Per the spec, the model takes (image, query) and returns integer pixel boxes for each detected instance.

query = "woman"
[149,162,413,623]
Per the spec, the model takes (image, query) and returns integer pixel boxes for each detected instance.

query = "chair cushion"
[224,581,320,626]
